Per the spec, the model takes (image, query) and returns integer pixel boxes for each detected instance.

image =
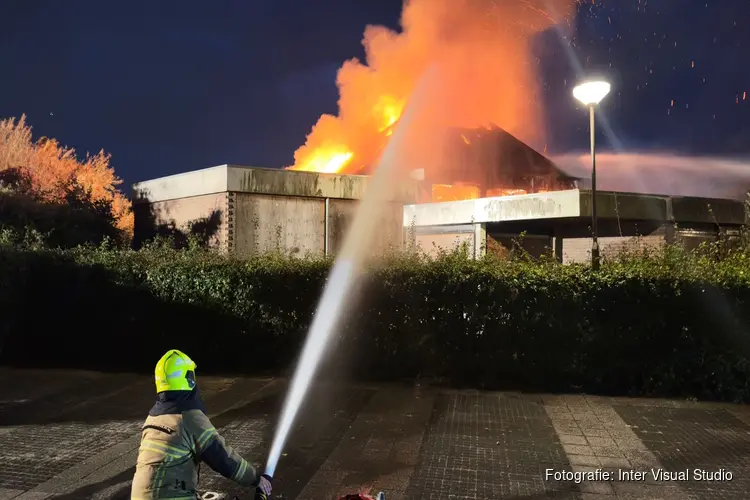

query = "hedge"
[2,239,750,402]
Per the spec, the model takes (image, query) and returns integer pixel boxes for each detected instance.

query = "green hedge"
[2,241,750,402]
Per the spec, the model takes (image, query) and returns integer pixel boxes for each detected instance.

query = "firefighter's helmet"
[154,349,197,393]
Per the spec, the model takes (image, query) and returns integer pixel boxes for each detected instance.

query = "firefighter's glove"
[258,474,272,496]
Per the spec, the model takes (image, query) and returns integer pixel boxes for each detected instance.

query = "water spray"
[263,259,358,479]
[257,68,435,496]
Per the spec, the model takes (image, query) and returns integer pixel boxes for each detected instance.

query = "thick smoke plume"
[553,152,750,200]
[290,0,575,174]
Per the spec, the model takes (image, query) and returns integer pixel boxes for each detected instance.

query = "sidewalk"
[0,368,748,499]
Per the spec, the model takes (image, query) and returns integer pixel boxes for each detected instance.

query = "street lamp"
[573,79,611,270]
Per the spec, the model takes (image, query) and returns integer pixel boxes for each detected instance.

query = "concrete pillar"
[473,222,487,259]
[324,198,330,256]
[552,236,563,263]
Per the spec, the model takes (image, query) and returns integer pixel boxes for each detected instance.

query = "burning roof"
[286,0,576,178]
[425,125,578,191]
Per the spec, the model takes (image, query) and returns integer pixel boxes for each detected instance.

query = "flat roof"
[132,164,418,203]
[403,189,747,227]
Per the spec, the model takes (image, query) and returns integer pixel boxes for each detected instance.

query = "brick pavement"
[0,369,749,499]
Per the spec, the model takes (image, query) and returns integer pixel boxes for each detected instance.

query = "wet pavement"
[0,368,749,499]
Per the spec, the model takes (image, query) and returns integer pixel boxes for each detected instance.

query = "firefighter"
[131,349,273,500]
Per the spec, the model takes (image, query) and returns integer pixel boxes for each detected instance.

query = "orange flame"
[432,183,481,202]
[293,150,353,173]
[375,95,405,133]
[486,188,529,197]
[287,0,575,175]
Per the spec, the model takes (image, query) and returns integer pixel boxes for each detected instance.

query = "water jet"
[260,69,437,483]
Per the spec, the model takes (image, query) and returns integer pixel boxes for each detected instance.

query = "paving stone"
[8,492,51,500]
[0,488,24,500]
[612,482,682,498]
[579,481,614,494]
[581,428,611,438]
[615,405,750,500]
[568,455,601,466]
[0,419,143,491]
[586,436,617,448]
[591,445,624,458]
[597,456,631,469]
[563,444,594,456]
[0,378,160,491]
[1,376,270,497]
[296,386,436,500]
[545,396,695,500]
[542,396,568,406]
[208,383,376,499]
[4,369,750,499]
[0,370,101,408]
[405,393,575,499]
[560,435,588,446]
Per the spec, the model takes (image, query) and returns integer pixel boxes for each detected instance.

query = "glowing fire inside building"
[289,121,577,204]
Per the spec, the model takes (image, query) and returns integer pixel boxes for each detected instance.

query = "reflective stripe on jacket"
[131,389,258,500]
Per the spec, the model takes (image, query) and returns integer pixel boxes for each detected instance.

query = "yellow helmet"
[154,349,197,393]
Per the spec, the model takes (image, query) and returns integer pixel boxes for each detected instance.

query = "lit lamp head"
[573,80,611,106]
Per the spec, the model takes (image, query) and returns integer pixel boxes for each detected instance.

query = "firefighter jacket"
[131,387,259,500]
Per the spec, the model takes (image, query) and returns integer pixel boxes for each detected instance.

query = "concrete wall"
[560,234,666,264]
[232,193,325,256]
[326,199,355,255]
[230,194,404,257]
[487,233,553,259]
[555,222,730,263]
[551,220,667,264]
[327,200,404,256]
[139,192,229,249]
[408,224,483,258]
[483,220,731,264]
[673,227,724,253]
[415,231,475,258]
[482,219,671,263]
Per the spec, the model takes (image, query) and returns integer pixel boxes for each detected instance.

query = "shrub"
[2,240,750,402]
[0,115,133,237]
[0,185,125,248]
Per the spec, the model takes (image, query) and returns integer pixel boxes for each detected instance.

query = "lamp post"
[573,80,611,270]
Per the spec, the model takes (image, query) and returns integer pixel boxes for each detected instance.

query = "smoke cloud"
[290,0,576,174]
[553,152,750,200]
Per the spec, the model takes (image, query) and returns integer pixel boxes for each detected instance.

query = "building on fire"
[132,128,748,263]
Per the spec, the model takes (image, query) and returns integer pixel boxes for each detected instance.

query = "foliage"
[0,181,124,248]
[0,115,132,238]
[2,237,750,403]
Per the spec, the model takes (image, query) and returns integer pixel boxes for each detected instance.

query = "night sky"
[1,0,748,190]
